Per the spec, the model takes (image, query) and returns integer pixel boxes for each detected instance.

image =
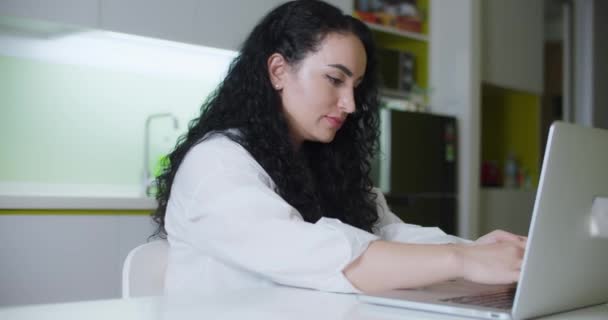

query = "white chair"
[122,239,169,298]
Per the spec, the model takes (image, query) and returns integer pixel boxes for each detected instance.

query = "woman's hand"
[454,230,527,285]
[474,229,527,246]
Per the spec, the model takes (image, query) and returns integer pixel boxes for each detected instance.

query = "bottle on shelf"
[504,153,518,189]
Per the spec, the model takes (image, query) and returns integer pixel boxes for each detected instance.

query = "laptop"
[359,121,608,320]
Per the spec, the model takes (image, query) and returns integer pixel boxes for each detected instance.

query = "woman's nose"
[338,90,356,114]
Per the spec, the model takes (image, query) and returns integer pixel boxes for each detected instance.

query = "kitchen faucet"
[143,113,179,197]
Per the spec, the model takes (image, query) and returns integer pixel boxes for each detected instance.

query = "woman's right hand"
[454,239,525,285]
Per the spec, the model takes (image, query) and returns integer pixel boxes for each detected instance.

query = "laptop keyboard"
[440,287,516,310]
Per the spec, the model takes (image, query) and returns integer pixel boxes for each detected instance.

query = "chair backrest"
[122,239,169,298]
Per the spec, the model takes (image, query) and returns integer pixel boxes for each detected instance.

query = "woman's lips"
[325,116,345,128]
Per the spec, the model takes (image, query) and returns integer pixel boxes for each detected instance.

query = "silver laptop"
[359,121,608,320]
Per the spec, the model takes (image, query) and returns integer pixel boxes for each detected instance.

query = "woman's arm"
[344,235,525,293]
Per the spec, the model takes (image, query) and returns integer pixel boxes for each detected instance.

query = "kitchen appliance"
[371,108,457,234]
[377,47,415,94]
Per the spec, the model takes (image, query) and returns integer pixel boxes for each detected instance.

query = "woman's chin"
[316,132,337,143]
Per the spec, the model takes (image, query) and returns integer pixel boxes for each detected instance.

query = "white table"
[1,286,607,320]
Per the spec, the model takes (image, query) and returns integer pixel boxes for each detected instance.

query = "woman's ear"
[267,53,287,90]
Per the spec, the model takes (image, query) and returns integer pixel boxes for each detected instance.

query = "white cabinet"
[0,0,99,28]
[0,214,155,306]
[479,188,536,236]
[100,0,199,45]
[100,0,353,51]
[190,0,352,50]
[0,0,354,50]
[482,0,544,94]
[191,0,286,50]
[98,0,293,51]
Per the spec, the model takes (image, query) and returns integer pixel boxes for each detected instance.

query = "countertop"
[0,194,157,210]
[1,286,607,320]
[0,182,157,210]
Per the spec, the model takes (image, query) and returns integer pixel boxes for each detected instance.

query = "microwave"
[376,47,416,93]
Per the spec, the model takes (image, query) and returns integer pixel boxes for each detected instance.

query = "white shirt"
[164,133,468,296]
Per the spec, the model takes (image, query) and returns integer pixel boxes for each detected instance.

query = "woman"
[153,0,525,296]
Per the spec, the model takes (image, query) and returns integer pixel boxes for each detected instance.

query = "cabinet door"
[0,0,99,28]
[0,214,155,306]
[191,0,353,51]
[482,0,544,94]
[191,0,285,51]
[100,0,353,51]
[100,0,198,45]
[100,0,291,50]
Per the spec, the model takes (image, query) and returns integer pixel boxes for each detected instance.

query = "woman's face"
[276,32,367,147]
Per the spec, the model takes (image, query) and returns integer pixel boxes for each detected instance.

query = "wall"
[0,27,235,195]
[573,0,608,129]
[430,0,481,239]
[479,188,535,235]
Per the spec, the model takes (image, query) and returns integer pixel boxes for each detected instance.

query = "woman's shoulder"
[170,130,277,207]
[186,130,248,162]
[182,130,267,177]
[193,130,243,151]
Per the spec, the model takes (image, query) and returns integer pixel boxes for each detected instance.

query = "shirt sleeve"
[371,188,472,244]
[168,136,378,293]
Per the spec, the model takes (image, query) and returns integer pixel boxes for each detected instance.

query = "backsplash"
[0,32,235,195]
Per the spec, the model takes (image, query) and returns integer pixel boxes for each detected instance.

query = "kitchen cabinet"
[190,0,293,51]
[1,0,353,51]
[0,0,99,28]
[0,212,155,306]
[100,0,353,51]
[479,188,535,236]
[481,0,544,94]
[100,0,199,46]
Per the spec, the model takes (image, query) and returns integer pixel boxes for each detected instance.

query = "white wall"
[573,0,608,129]
[430,0,481,239]
[479,189,535,236]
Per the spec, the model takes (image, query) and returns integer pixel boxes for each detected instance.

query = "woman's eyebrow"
[327,64,353,77]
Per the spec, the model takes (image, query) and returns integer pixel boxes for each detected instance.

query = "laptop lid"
[512,121,608,319]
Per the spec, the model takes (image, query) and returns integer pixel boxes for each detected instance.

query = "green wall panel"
[0,54,226,188]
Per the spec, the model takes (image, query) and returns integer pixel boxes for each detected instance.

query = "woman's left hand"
[474,229,527,246]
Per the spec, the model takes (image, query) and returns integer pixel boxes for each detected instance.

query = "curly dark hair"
[152,0,381,237]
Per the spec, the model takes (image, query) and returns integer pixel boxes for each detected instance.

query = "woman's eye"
[326,75,344,86]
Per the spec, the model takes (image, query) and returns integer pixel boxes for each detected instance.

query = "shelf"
[365,22,429,42]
